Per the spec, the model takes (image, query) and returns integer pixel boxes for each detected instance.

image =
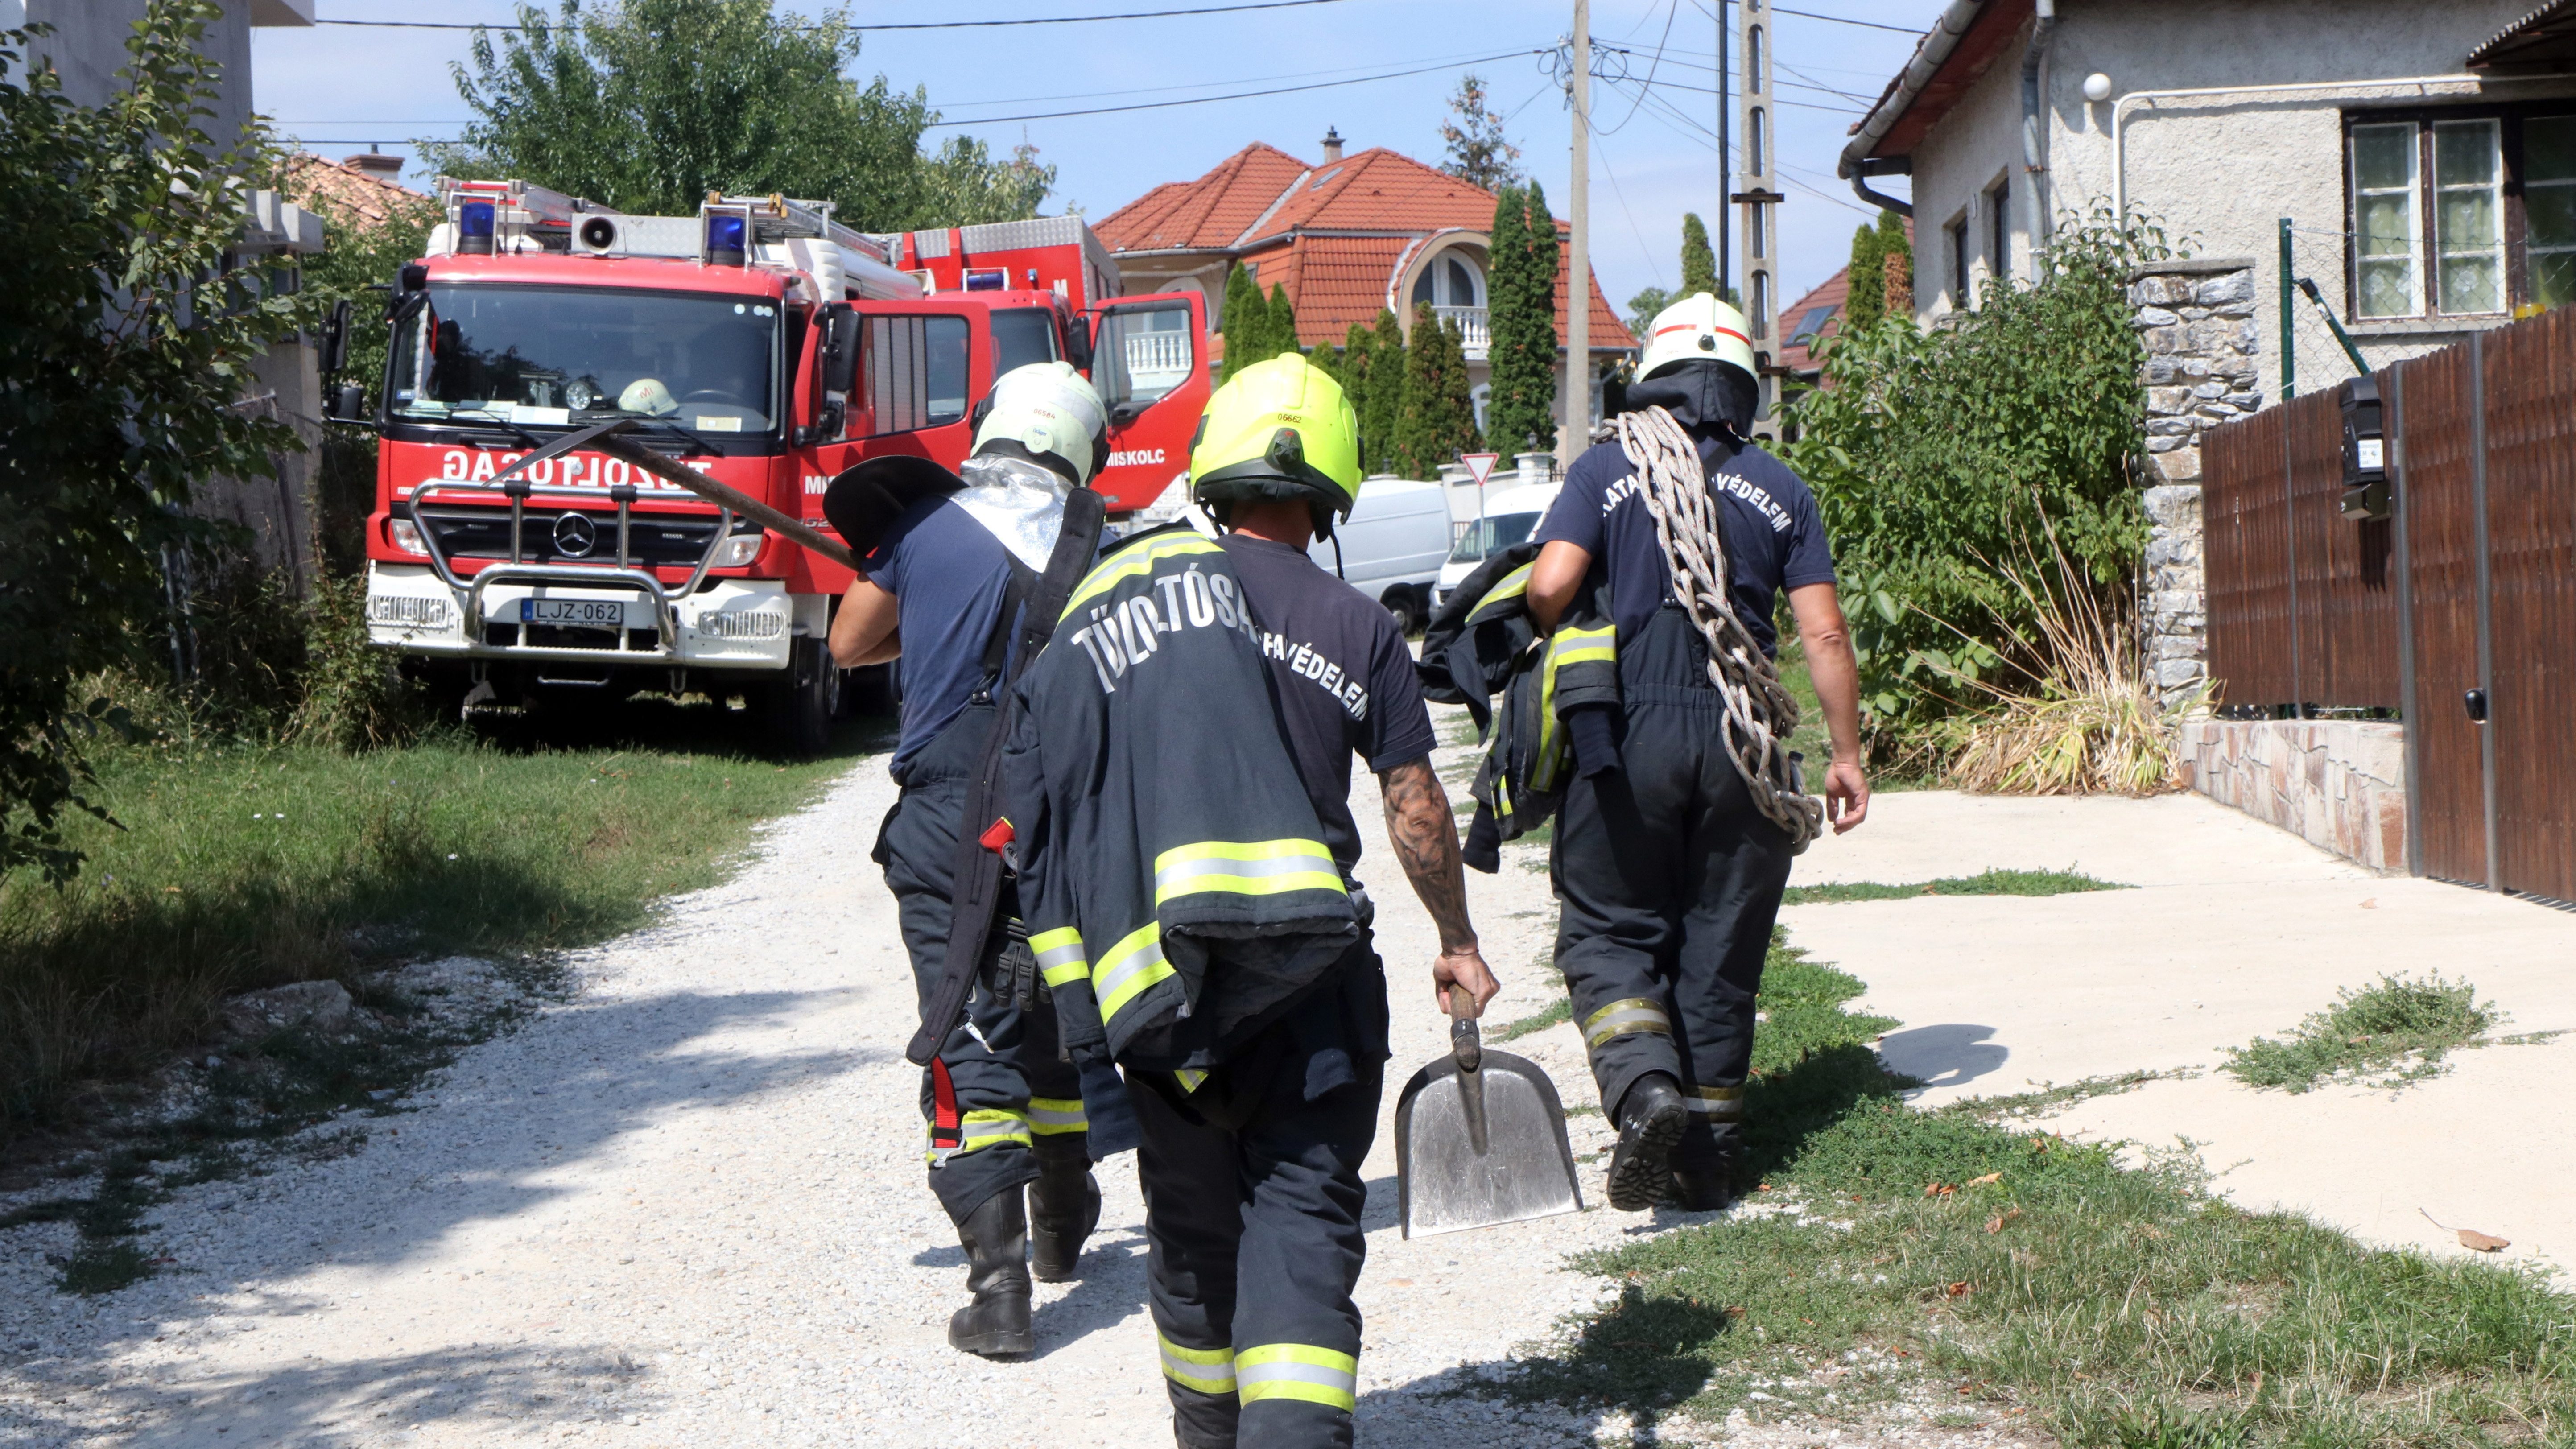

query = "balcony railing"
[1124,330,1193,393]
[1432,305,1490,359]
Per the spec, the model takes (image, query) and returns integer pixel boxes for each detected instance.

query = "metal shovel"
[1393,986,1585,1238]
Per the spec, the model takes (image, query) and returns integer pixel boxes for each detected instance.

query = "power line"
[316,0,1361,31]
[1681,0,1918,36]
[924,48,1546,126]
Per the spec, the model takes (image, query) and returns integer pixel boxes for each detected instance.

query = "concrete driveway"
[1782,790,2576,1271]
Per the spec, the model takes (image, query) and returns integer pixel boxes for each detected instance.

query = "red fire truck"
[354,178,1208,753]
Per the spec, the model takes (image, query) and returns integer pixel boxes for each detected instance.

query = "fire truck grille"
[417,507,727,569]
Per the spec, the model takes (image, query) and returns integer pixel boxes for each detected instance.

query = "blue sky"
[252,0,1936,318]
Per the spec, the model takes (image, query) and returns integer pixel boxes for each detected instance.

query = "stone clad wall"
[2131,257,2260,709]
[2177,719,2408,874]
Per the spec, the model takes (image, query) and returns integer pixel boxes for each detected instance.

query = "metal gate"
[2203,307,2576,902]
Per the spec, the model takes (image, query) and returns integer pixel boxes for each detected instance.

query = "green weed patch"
[1503,942,2576,1445]
[0,706,861,1148]
[2222,974,2503,1094]
[1782,868,2124,906]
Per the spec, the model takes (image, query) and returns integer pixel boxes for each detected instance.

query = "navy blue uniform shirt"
[1220,533,1440,877]
[1535,433,1837,656]
[862,495,1017,777]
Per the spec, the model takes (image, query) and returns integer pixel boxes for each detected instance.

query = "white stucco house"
[1837,0,2576,392]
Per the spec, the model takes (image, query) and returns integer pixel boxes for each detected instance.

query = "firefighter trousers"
[1134,942,1389,1449]
[1551,607,1795,1168]
[875,702,1087,1226]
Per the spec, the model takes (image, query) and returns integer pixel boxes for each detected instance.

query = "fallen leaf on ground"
[1924,1182,1955,1197]
[2459,1229,2511,1252]
[1985,1207,2023,1234]
[1966,1171,2002,1187]
[1944,1281,1972,1297]
[2360,897,2378,908]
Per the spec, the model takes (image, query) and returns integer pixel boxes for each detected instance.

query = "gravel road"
[0,714,1743,1448]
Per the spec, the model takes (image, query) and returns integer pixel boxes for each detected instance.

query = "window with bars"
[2346,107,2576,321]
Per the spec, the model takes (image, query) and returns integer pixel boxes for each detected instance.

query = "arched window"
[1409,250,1486,310]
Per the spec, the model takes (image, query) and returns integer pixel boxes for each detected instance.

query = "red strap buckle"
[977,816,1016,852]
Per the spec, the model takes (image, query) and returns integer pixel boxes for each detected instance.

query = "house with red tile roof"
[1778,267,1850,383]
[1095,131,1634,438]
[282,150,436,233]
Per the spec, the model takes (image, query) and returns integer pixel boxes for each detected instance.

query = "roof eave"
[1837,0,2013,178]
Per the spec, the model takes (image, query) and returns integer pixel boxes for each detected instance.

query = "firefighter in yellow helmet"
[1135,353,1498,1448]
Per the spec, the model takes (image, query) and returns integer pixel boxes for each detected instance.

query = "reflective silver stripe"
[1159,1334,1236,1395]
[1582,997,1672,1049]
[1034,938,1088,975]
[1026,1097,1087,1134]
[1684,1086,1744,1119]
[1235,1343,1358,1410]
[1155,850,1339,890]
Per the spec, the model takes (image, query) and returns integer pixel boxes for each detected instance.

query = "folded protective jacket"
[1001,524,1360,1072]
[1415,544,1622,873]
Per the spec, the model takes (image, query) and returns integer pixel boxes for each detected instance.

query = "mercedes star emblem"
[552,512,599,558]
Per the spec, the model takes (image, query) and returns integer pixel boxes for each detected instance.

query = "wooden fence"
[2202,305,2576,901]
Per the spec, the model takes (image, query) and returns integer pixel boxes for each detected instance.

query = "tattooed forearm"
[1380,756,1477,953]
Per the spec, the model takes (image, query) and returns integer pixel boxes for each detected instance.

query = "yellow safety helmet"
[1188,353,1362,528]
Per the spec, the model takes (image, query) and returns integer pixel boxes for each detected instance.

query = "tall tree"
[1626,285,1672,336]
[1680,212,1720,299]
[1437,73,1523,191]
[0,0,315,880]
[426,0,1052,231]
[1358,309,1407,471]
[1486,182,1560,457]
[1875,210,1914,319]
[1845,220,1889,332]
[1267,282,1301,359]
[1217,264,1269,382]
[1394,305,1481,478]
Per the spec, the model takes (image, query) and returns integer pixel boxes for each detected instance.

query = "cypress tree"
[1218,264,1267,381]
[1362,308,1407,471]
[1485,182,1558,457]
[1680,212,1719,299]
[1335,320,1380,471]
[1394,304,1481,478]
[1845,222,1887,332]
[1876,210,1913,319]
[1267,283,1300,359]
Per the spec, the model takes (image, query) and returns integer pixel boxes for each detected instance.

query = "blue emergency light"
[706,212,748,266]
[457,199,496,256]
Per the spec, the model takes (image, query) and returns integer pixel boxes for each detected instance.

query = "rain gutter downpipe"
[1836,0,1987,218]
[2020,0,2056,266]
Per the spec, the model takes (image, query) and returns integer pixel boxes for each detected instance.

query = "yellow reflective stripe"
[1173,1068,1209,1094]
[1552,623,1616,667]
[1158,1333,1237,1395]
[1027,1096,1087,1135]
[1031,927,1090,988]
[1683,1086,1744,1119]
[1093,921,1175,1023]
[1468,563,1534,619]
[1062,534,1223,619]
[1153,838,1346,907]
[925,1110,1031,1163]
[1582,997,1672,1048]
[1235,1343,1358,1411]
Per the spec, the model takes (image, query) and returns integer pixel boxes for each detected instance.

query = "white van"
[1434,482,1564,609]
[1309,478,1453,631]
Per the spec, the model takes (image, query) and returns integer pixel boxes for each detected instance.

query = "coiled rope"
[1616,405,1825,852]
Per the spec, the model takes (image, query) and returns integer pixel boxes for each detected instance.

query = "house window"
[1409,251,1484,310]
[1789,304,1839,346]
[2345,108,2576,320]
[1989,178,2012,283]
[1946,214,1969,305]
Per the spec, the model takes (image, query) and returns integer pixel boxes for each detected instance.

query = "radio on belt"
[2338,376,2390,521]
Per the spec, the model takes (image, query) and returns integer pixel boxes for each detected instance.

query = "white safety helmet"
[972,361,1110,486]
[618,376,679,417]
[1637,293,1758,384]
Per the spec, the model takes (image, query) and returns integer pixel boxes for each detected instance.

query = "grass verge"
[1,701,863,1151]
[1781,868,2126,906]
[1503,938,2576,1446]
[2221,974,2506,1095]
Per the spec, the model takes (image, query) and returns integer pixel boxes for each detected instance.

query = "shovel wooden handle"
[1449,983,1481,1072]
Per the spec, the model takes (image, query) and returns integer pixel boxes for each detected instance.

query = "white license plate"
[521,598,625,628]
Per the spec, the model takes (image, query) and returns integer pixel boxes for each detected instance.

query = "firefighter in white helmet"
[828,361,1118,1359]
[1525,293,1869,1212]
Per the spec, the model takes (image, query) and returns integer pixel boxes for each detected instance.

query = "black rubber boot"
[1028,1137,1102,1284]
[947,1187,1034,1358]
[1606,1073,1689,1212]
[1668,1158,1739,1211]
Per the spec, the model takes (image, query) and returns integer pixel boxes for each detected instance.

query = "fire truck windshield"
[388,284,781,437]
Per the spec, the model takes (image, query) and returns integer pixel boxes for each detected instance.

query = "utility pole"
[1734,0,1780,432]
[1717,0,1729,295]
[1565,0,1591,462]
